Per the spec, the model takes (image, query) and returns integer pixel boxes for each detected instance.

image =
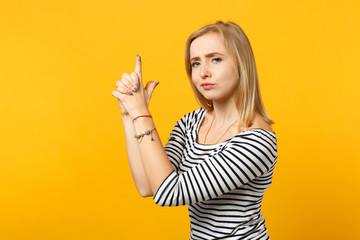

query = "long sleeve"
[153,130,277,207]
[164,116,187,172]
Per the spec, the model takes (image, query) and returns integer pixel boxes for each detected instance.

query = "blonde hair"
[184,21,274,129]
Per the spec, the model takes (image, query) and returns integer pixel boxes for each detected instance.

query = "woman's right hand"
[113,55,158,117]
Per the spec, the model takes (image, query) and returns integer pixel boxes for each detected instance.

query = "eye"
[212,58,221,63]
[191,62,200,68]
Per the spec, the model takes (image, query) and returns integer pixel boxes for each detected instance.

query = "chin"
[202,92,236,103]
[199,91,216,100]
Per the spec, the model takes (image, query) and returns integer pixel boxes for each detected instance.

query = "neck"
[211,97,238,125]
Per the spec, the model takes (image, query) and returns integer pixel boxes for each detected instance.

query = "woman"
[112,21,278,240]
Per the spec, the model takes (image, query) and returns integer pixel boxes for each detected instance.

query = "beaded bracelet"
[132,115,152,123]
[134,127,156,143]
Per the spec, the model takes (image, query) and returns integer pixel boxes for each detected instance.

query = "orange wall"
[1,0,359,239]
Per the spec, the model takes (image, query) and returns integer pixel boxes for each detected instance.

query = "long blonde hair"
[184,21,274,129]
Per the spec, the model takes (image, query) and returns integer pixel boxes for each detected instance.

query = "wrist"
[133,116,155,133]
[133,114,152,123]
[131,108,151,120]
[121,114,132,121]
[133,114,153,127]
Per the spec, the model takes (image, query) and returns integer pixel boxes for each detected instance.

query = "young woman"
[112,21,278,240]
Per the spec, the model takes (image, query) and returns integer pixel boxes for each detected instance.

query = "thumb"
[145,81,159,98]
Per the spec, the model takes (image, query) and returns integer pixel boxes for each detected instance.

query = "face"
[190,32,238,103]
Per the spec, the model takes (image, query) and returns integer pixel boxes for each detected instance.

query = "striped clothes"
[153,108,278,240]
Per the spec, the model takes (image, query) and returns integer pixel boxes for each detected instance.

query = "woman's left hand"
[112,55,157,119]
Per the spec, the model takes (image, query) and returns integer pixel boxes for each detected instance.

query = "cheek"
[225,67,238,85]
[190,76,198,89]
[220,68,237,83]
[191,71,199,82]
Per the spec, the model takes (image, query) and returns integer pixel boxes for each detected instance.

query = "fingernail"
[137,55,141,61]
[127,91,133,95]
[135,84,139,90]
[155,82,160,87]
[131,87,136,92]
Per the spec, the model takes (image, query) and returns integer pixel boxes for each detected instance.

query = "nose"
[200,63,212,79]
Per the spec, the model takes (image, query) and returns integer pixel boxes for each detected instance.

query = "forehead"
[190,32,227,58]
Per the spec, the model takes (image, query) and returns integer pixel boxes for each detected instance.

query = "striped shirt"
[154,108,278,240]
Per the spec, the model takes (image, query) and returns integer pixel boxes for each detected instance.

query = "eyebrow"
[190,52,225,62]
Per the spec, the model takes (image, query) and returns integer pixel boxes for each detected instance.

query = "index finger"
[134,55,142,80]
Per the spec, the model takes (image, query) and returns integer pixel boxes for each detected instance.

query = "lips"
[201,83,215,90]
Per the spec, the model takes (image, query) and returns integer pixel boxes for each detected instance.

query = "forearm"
[133,112,174,195]
[122,114,153,197]
[112,54,171,195]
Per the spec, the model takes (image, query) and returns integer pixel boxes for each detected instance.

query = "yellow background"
[1,0,359,239]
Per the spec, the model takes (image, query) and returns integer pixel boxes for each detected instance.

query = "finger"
[134,55,142,78]
[121,73,137,93]
[130,72,140,91]
[145,81,158,99]
[116,81,134,95]
[112,90,123,99]
[134,55,143,87]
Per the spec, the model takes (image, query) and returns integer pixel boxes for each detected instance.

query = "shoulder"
[243,129,277,145]
[229,129,277,158]
[169,108,205,134]
[177,107,206,125]
[185,107,206,119]
[225,129,278,170]
[223,129,278,168]
[249,114,274,133]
